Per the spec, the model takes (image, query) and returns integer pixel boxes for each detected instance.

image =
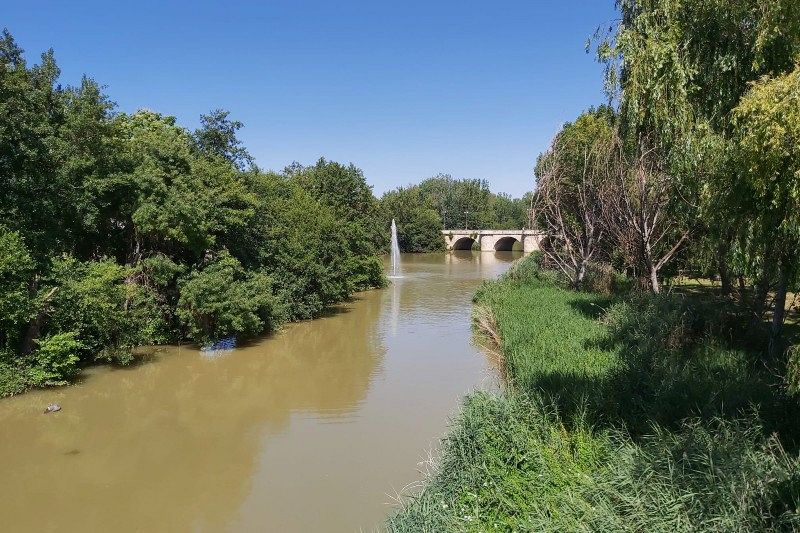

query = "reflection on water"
[0,251,521,532]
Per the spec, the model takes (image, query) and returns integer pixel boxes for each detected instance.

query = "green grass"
[388,255,800,532]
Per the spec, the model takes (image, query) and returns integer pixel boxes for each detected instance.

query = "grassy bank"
[388,255,800,532]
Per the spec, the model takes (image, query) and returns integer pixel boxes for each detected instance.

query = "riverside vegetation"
[391,1,800,530]
[0,30,388,396]
[388,254,800,531]
[0,29,530,397]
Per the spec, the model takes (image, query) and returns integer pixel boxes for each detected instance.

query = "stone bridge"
[442,229,543,253]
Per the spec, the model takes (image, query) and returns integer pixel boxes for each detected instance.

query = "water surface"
[0,252,520,532]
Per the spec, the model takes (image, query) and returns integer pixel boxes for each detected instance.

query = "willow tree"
[597,0,800,293]
[595,2,699,292]
[733,66,800,343]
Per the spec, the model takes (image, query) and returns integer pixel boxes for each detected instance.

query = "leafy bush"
[0,356,30,397]
[177,252,276,343]
[583,262,622,294]
[28,332,83,385]
[347,255,387,292]
[498,251,544,284]
[47,257,164,365]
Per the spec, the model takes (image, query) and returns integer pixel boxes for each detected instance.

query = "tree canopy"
[0,30,385,395]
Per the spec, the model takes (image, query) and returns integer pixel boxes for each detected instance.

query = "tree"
[534,108,616,289]
[177,252,275,344]
[379,186,445,252]
[0,229,35,351]
[0,31,66,261]
[286,158,385,287]
[606,136,696,293]
[193,109,254,171]
[597,0,800,296]
[0,30,391,395]
[733,65,800,343]
[490,193,528,230]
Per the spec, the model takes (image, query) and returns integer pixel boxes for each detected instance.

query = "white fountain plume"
[389,219,402,278]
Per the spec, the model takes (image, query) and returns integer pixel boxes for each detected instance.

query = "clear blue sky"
[5,1,617,197]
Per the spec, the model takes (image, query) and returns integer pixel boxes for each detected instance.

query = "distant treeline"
[379,175,532,252]
[0,30,386,395]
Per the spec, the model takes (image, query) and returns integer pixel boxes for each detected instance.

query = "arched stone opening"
[452,237,476,250]
[494,236,522,252]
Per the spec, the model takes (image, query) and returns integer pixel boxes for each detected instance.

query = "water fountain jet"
[389,219,402,279]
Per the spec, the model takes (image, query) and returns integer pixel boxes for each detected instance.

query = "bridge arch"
[493,236,522,252]
[452,236,476,250]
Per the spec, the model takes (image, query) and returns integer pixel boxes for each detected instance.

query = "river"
[0,251,521,532]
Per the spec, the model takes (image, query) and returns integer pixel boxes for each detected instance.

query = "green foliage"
[282,159,386,290]
[137,253,186,288]
[733,65,800,265]
[232,171,384,321]
[0,228,35,349]
[0,357,30,397]
[399,207,445,252]
[0,30,387,394]
[380,186,445,253]
[193,109,254,170]
[47,257,163,365]
[177,253,275,344]
[28,332,82,385]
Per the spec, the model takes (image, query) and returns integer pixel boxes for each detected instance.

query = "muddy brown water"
[0,251,521,532]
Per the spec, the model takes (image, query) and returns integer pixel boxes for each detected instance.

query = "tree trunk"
[752,272,771,328]
[753,240,776,327]
[649,266,660,294]
[575,260,587,291]
[738,275,747,303]
[20,314,45,356]
[718,253,732,297]
[770,258,789,344]
[642,244,660,294]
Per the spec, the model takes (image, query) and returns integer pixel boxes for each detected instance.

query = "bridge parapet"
[441,229,543,253]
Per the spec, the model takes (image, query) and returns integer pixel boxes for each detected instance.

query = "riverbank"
[0,253,520,532]
[388,254,800,531]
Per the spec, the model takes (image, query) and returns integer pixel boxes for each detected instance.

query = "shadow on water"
[72,301,360,383]
[0,284,387,532]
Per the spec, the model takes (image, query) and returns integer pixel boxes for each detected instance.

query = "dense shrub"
[177,253,276,344]
[0,357,29,397]
[583,261,631,295]
[47,257,164,365]
[28,332,83,385]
